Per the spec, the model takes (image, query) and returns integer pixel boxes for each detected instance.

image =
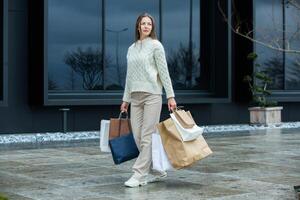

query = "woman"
[120,13,177,187]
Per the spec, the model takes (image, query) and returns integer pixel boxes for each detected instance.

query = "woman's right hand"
[120,101,129,113]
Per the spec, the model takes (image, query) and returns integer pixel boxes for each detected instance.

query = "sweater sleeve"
[122,51,131,103]
[153,41,175,99]
[122,77,131,103]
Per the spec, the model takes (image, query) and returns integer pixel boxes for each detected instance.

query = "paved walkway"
[0,128,299,200]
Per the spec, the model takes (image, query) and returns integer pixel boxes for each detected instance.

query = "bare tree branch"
[218,0,300,54]
[287,0,300,10]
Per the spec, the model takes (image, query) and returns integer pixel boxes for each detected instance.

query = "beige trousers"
[130,92,162,178]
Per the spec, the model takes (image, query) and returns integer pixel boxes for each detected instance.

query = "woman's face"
[139,17,152,39]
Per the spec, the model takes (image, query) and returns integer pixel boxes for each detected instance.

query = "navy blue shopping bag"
[109,132,139,165]
[108,111,139,165]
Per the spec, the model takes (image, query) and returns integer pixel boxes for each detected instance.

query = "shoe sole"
[147,174,167,183]
[124,181,147,188]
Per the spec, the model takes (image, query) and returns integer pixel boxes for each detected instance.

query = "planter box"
[248,106,283,125]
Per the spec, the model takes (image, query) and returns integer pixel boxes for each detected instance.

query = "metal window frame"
[40,0,232,106]
[0,0,8,107]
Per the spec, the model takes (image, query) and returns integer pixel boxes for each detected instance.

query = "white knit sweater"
[122,37,175,103]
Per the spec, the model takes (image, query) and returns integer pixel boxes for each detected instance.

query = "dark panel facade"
[0,0,8,106]
[0,0,300,134]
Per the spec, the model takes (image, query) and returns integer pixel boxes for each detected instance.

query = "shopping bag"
[108,111,139,165]
[109,132,139,165]
[152,133,174,172]
[100,120,111,152]
[170,113,203,141]
[109,111,132,139]
[157,118,212,169]
[173,108,196,129]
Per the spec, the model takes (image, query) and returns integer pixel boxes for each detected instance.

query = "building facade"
[1,0,300,134]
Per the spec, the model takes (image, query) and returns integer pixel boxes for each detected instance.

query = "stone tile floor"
[0,128,299,200]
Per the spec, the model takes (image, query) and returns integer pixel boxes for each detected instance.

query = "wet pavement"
[0,128,299,200]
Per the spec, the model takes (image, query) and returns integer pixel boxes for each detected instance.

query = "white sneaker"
[124,175,147,188]
[147,171,167,183]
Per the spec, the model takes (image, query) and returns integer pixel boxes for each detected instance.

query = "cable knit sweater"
[122,37,175,103]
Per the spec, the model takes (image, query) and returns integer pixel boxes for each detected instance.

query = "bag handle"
[118,111,129,119]
[170,106,184,113]
[117,111,131,137]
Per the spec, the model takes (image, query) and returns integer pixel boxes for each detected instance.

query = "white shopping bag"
[100,120,111,152]
[170,113,203,141]
[152,133,174,171]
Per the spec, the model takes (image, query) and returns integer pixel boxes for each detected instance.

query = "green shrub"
[0,194,8,200]
[243,53,277,107]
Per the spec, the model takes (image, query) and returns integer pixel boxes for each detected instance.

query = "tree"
[48,75,59,90]
[286,59,300,88]
[167,44,200,89]
[263,57,284,89]
[64,47,108,90]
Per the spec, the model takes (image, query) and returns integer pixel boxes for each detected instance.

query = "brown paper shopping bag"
[157,118,212,169]
[109,112,132,139]
[173,109,196,129]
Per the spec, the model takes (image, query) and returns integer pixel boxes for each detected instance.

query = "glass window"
[0,77,2,102]
[162,0,204,90]
[44,0,228,105]
[285,0,300,90]
[0,0,3,101]
[47,0,102,91]
[104,0,159,90]
[0,0,6,103]
[255,0,284,90]
[0,59,2,101]
[255,0,300,91]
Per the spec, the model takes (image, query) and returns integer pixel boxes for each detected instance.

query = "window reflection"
[162,0,202,90]
[104,0,159,90]
[255,0,284,90]
[47,0,206,92]
[0,60,2,100]
[48,0,102,91]
[285,0,300,90]
[0,0,3,100]
[255,0,300,90]
[0,67,2,100]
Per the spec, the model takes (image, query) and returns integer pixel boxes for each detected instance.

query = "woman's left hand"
[168,97,177,111]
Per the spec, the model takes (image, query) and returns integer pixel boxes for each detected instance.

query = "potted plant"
[243,53,283,125]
